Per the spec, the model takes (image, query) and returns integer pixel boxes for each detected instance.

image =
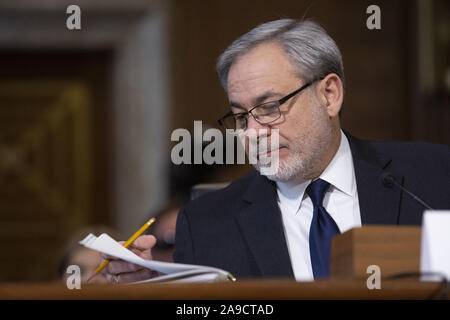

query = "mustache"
[236,129,288,154]
[254,138,288,150]
[245,139,288,150]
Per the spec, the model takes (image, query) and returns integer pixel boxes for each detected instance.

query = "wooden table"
[0,279,447,300]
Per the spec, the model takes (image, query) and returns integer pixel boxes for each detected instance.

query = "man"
[103,19,449,283]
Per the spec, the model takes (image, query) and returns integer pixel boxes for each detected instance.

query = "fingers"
[128,235,157,251]
[100,247,142,261]
[99,235,156,261]
[124,235,156,260]
[107,260,143,275]
[101,235,158,284]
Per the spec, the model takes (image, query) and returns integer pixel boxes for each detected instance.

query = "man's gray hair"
[216,19,344,94]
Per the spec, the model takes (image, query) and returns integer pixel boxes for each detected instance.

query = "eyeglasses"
[218,80,320,130]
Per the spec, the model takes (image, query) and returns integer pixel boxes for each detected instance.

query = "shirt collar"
[319,130,355,197]
[276,177,310,213]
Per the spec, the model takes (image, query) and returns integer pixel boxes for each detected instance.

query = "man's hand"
[102,235,159,284]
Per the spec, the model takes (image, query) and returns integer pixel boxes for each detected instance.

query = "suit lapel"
[235,174,294,278]
[345,132,402,225]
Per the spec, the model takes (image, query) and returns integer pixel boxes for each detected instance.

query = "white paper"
[79,233,231,283]
[420,210,450,281]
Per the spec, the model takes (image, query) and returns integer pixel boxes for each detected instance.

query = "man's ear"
[316,73,343,118]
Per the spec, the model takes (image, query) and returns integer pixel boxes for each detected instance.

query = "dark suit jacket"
[173,133,450,279]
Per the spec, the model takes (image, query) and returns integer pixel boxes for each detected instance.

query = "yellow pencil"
[87,217,156,283]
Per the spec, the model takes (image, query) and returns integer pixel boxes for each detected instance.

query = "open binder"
[79,233,236,283]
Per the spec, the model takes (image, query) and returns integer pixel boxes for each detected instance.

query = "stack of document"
[79,233,234,283]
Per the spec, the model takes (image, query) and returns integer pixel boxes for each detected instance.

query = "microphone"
[381,172,434,210]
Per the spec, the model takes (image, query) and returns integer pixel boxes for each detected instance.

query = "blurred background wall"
[0,0,448,282]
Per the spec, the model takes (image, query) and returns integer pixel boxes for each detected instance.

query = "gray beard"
[255,149,315,182]
[255,110,334,182]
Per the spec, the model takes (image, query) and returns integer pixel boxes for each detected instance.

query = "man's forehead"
[227,72,275,95]
[227,72,282,107]
[228,88,283,110]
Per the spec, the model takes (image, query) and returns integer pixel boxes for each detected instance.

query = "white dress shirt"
[276,131,362,281]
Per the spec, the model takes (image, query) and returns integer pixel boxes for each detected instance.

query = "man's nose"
[247,115,271,135]
[246,116,273,152]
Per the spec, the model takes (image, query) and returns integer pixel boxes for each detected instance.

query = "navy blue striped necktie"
[306,179,340,279]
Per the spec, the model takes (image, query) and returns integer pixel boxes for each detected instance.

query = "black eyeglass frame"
[218,78,322,130]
